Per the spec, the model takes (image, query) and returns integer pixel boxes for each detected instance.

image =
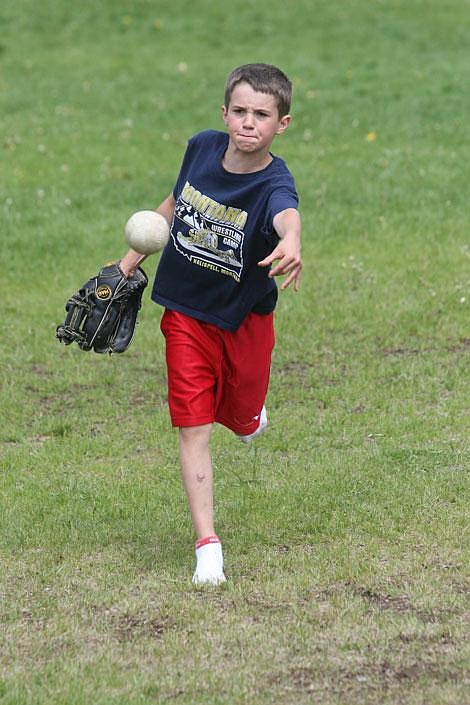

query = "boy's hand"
[258,208,302,291]
[258,241,302,291]
[119,249,147,278]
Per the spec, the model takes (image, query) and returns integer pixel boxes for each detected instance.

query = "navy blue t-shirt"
[151,130,298,331]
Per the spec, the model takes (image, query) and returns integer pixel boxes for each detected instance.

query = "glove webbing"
[58,294,91,345]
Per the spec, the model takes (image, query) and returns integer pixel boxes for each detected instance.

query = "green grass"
[1,1,469,703]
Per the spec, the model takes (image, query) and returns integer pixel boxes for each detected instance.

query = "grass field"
[1,1,469,703]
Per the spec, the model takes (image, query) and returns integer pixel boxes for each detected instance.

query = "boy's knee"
[179,423,213,446]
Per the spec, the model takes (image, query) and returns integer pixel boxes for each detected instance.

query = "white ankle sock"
[192,535,226,585]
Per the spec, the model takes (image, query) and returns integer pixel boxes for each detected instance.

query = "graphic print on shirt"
[172,180,248,282]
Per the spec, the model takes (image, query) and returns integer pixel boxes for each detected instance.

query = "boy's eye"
[231,108,270,118]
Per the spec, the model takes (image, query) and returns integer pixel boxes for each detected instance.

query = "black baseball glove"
[56,263,148,353]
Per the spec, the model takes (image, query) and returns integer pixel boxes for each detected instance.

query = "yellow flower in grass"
[366,131,377,142]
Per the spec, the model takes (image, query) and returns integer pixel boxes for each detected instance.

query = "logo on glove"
[96,285,112,300]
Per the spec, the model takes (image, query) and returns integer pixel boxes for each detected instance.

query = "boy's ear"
[221,105,228,124]
[276,114,292,134]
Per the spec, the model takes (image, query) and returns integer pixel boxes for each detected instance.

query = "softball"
[124,210,170,255]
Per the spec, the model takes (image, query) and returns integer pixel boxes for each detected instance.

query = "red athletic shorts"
[160,309,275,434]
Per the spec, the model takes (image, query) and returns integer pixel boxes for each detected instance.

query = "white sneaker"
[192,538,226,586]
[238,405,268,443]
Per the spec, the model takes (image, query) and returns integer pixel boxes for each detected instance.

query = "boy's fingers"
[280,268,302,291]
[269,256,301,277]
[269,256,293,273]
[258,251,302,291]
[258,253,293,272]
[257,254,276,267]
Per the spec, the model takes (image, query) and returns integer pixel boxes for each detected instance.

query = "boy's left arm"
[258,208,302,291]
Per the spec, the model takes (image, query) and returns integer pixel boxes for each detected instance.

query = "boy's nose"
[242,112,255,127]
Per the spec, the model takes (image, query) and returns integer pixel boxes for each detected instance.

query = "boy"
[119,63,302,585]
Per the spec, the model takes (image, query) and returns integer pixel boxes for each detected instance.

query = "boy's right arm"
[119,193,176,277]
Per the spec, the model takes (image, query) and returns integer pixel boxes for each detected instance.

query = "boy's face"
[222,82,291,156]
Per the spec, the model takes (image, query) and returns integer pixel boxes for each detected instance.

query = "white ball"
[124,210,170,255]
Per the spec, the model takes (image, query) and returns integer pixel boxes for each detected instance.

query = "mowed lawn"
[1,1,469,704]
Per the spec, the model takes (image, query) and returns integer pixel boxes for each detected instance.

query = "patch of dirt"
[244,592,288,613]
[447,337,470,353]
[352,586,413,613]
[315,581,413,615]
[275,360,318,389]
[351,403,367,413]
[279,360,315,376]
[24,382,96,410]
[356,586,459,623]
[381,338,470,357]
[381,347,420,357]
[130,388,166,407]
[289,666,318,691]
[112,613,176,643]
[30,363,54,376]
[314,581,460,623]
[345,659,460,686]
[398,630,456,646]
[268,659,460,698]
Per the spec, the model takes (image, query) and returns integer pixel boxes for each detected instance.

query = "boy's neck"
[222,143,273,174]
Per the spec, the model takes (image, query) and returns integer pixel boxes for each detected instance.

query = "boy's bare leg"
[179,424,226,584]
[178,424,215,539]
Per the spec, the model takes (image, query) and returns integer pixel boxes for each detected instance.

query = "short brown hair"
[224,63,292,117]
